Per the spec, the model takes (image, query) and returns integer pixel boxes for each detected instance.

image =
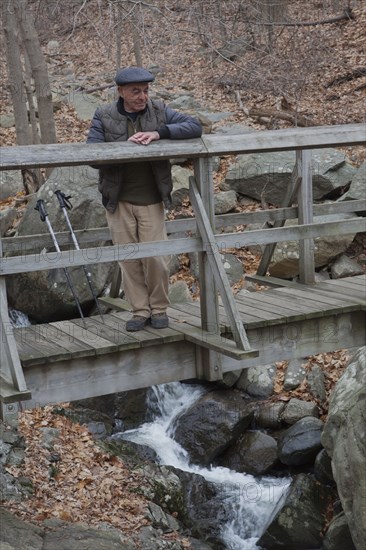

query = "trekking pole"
[54,190,104,321]
[35,199,86,324]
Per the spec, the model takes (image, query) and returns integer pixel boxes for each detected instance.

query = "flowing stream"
[9,308,31,328]
[117,382,291,549]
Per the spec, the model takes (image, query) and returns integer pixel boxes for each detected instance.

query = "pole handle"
[35,199,48,222]
[55,190,73,210]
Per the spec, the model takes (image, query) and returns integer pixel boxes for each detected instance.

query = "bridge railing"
[0,123,365,396]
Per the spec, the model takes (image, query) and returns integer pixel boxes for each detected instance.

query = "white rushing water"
[8,308,31,328]
[118,382,291,549]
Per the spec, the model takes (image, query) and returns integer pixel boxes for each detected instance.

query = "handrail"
[0,124,364,170]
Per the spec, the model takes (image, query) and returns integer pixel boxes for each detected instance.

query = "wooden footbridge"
[1,123,365,419]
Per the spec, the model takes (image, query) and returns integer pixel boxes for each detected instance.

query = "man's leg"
[135,202,170,318]
[106,202,151,321]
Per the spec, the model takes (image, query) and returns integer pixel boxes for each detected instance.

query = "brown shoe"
[151,313,169,329]
[126,315,150,332]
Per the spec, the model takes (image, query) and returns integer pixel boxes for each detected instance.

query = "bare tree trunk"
[15,0,56,144]
[115,2,122,69]
[190,0,209,47]
[24,51,41,144]
[215,0,227,43]
[23,50,43,190]
[2,3,31,145]
[263,0,288,51]
[264,0,274,51]
[130,3,142,67]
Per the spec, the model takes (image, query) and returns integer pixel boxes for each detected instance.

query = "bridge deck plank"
[109,311,181,347]
[71,316,144,350]
[31,324,96,356]
[169,300,274,326]
[312,279,365,303]
[235,293,313,320]
[269,286,362,312]
[13,324,97,367]
[51,320,119,355]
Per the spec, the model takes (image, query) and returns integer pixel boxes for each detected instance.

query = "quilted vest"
[97,99,173,212]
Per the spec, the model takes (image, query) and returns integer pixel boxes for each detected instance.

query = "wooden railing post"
[193,158,219,332]
[193,157,222,380]
[0,238,31,419]
[297,150,315,283]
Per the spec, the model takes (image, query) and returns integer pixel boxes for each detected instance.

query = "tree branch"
[324,67,366,88]
[235,91,312,127]
[243,8,355,28]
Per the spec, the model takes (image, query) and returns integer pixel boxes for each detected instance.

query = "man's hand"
[128,131,160,145]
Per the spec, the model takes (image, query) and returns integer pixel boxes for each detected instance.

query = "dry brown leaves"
[0,191,27,211]
[54,104,90,143]
[4,404,150,533]
[272,349,351,419]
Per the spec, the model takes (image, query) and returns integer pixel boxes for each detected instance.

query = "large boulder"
[0,170,23,200]
[278,416,324,466]
[217,430,278,475]
[173,469,230,544]
[64,91,102,121]
[224,149,356,205]
[214,190,237,214]
[171,165,192,206]
[322,512,357,550]
[236,364,277,398]
[321,347,366,550]
[339,160,366,203]
[0,508,43,550]
[0,207,17,237]
[330,254,364,279]
[173,390,255,465]
[255,401,286,430]
[189,252,244,285]
[6,166,113,322]
[281,398,318,425]
[268,213,357,278]
[257,473,330,550]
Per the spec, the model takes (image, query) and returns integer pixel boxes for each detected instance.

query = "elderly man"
[87,66,202,331]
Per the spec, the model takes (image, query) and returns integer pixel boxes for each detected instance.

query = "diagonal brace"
[257,163,302,276]
[189,177,251,351]
[0,278,28,393]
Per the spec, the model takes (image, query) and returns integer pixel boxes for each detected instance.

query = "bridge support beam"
[221,310,365,372]
[19,340,198,408]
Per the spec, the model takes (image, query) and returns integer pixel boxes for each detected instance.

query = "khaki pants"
[106,201,169,318]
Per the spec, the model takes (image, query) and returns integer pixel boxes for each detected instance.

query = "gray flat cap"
[115,67,155,86]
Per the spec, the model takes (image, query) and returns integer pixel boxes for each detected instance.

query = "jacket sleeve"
[86,108,106,143]
[164,106,202,139]
[86,108,117,170]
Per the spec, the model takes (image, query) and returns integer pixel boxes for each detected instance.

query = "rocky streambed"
[1,347,365,549]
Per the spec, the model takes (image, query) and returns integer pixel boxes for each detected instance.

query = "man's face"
[118,83,149,112]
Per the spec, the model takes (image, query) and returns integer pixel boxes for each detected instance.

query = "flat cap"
[115,67,155,86]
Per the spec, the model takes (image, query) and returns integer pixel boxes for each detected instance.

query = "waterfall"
[117,381,290,549]
[8,308,31,328]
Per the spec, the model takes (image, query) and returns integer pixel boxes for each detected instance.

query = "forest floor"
[1,0,365,538]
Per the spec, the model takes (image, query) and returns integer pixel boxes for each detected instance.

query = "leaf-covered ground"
[1,0,365,539]
[5,406,150,530]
